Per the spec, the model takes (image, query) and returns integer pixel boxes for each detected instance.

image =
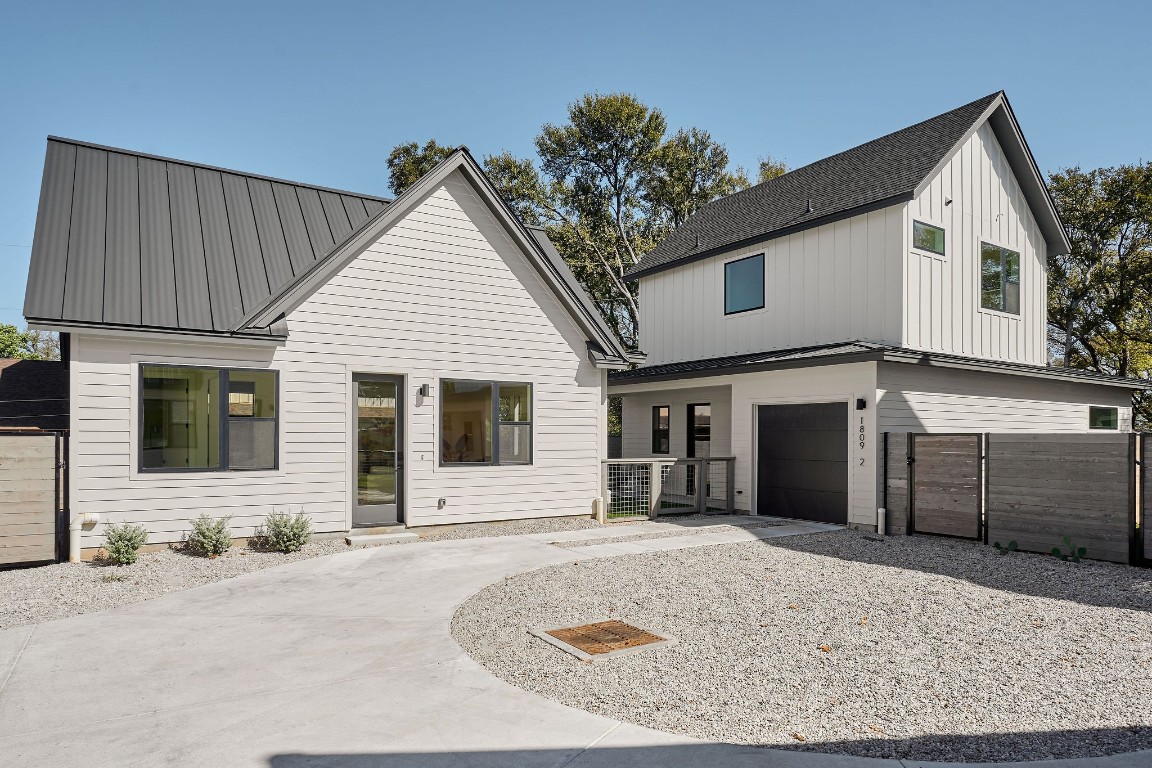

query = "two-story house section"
[608,91,1143,530]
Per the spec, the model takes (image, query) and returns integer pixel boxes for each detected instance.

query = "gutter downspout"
[69,513,99,562]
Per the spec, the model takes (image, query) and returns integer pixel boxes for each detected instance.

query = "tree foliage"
[387,139,454,195]
[0,324,56,360]
[1048,163,1152,424]
[756,155,788,184]
[390,94,752,347]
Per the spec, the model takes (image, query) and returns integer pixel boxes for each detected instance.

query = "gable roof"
[23,139,637,366]
[627,91,1070,280]
[24,137,390,338]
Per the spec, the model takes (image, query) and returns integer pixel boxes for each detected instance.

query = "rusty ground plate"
[530,619,677,661]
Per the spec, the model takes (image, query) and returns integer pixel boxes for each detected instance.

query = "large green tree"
[1048,163,1152,423]
[386,93,751,347]
[0,324,54,360]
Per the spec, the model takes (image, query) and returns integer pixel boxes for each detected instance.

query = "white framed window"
[1088,406,1119,430]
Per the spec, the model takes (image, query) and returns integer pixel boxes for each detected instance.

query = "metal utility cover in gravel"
[452,529,1152,763]
[532,620,675,660]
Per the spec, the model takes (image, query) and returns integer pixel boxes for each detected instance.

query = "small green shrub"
[103,522,148,565]
[993,540,1018,555]
[256,509,313,553]
[1052,535,1087,563]
[185,513,232,557]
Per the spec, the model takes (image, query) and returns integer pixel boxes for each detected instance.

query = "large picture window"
[140,365,278,472]
[980,243,1021,314]
[441,380,532,465]
[724,254,765,315]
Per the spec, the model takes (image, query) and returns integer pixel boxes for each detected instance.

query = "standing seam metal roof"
[23,138,390,335]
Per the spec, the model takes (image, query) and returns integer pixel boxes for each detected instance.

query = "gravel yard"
[0,515,600,631]
[552,519,787,549]
[453,529,1152,763]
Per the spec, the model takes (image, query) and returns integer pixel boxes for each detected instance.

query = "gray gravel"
[453,529,1152,763]
[554,520,787,549]
[0,516,600,631]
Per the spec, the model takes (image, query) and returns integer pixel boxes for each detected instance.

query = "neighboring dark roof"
[23,137,390,337]
[0,360,68,431]
[627,92,1068,280]
[607,341,1147,390]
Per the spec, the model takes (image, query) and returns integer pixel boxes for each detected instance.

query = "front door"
[353,376,403,527]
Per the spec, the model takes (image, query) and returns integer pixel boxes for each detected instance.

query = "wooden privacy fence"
[0,430,67,567]
[885,432,1145,565]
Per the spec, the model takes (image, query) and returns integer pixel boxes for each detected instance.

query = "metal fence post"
[694,459,706,513]
[726,458,736,513]
[649,461,662,520]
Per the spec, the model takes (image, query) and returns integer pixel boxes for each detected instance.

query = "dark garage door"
[756,402,848,524]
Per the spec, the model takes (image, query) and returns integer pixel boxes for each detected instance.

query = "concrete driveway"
[0,530,1148,768]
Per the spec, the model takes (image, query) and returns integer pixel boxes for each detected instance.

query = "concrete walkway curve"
[1,530,1149,768]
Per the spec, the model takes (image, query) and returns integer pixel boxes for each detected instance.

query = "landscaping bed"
[0,515,601,631]
[453,529,1152,763]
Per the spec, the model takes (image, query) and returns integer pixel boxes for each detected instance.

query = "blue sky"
[1,0,1149,329]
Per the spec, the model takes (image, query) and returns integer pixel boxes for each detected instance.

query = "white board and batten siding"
[904,122,1047,365]
[69,170,606,548]
[637,206,905,367]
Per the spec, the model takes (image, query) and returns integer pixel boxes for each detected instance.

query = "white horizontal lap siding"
[69,172,605,546]
[69,333,347,548]
[286,173,603,527]
[905,123,1046,364]
[618,386,733,458]
[877,364,1133,434]
[637,207,904,367]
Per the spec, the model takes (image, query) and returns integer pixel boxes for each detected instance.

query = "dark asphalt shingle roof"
[23,138,390,336]
[0,359,69,431]
[627,93,1002,279]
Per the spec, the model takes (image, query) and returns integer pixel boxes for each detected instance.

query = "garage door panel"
[758,430,849,462]
[756,402,848,525]
[757,403,846,431]
[759,458,848,492]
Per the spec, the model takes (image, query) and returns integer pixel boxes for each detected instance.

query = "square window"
[441,380,532,465]
[913,221,945,256]
[724,254,765,314]
[1089,406,1119,430]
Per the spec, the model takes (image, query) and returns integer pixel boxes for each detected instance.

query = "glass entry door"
[353,375,403,526]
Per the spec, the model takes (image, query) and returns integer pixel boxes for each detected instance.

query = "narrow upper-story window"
[652,405,670,454]
[980,243,1021,314]
[1088,406,1119,430]
[724,254,765,315]
[913,221,945,256]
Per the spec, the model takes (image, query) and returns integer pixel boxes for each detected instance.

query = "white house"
[609,91,1143,528]
[23,140,640,556]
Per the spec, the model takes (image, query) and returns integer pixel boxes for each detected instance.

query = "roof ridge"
[691,92,1002,217]
[45,136,393,203]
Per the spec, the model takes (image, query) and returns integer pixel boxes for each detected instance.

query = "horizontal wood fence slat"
[0,431,63,566]
[885,432,1146,566]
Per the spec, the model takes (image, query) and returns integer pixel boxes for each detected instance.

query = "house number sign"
[858,415,866,465]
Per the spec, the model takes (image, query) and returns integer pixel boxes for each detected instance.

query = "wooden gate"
[0,430,64,566]
[910,434,983,540]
